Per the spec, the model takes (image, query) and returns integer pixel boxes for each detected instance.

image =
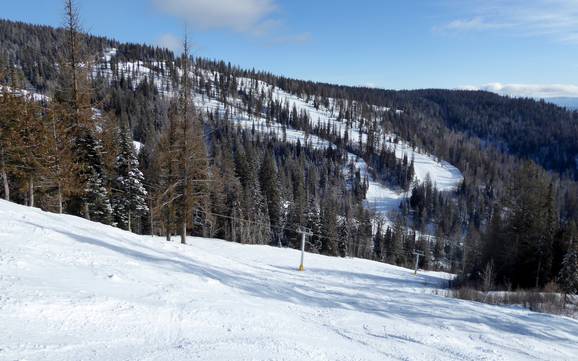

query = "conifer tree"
[259,152,281,230]
[337,218,350,257]
[558,247,578,307]
[320,196,338,256]
[76,129,113,223]
[305,198,322,252]
[174,28,209,244]
[244,153,270,244]
[12,94,45,207]
[54,0,112,221]
[373,222,384,260]
[389,215,405,265]
[0,84,19,201]
[41,101,76,214]
[112,124,148,232]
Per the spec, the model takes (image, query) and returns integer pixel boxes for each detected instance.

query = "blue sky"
[3,0,578,97]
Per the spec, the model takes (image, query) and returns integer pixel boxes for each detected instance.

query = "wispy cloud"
[443,16,511,31]
[266,32,312,46]
[438,0,578,44]
[152,0,311,46]
[152,0,277,34]
[460,82,578,98]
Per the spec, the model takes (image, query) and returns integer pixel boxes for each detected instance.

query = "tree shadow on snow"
[40,224,578,343]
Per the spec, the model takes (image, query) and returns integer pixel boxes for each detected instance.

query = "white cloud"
[152,0,277,33]
[442,17,510,31]
[460,83,578,98]
[439,0,578,44]
[156,33,183,53]
[266,32,312,46]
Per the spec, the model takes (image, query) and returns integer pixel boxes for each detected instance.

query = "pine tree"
[389,215,405,265]
[337,217,349,257]
[373,222,384,261]
[0,83,52,207]
[558,247,578,307]
[0,85,19,201]
[44,103,76,213]
[54,0,112,220]
[173,29,209,244]
[320,196,338,256]
[112,124,148,232]
[259,152,281,230]
[76,129,113,224]
[244,152,270,245]
[305,198,322,252]
[12,94,45,207]
[155,104,179,241]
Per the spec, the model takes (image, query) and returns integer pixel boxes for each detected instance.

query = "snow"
[223,97,461,222]
[231,77,463,218]
[103,48,117,62]
[349,153,407,218]
[1,200,578,361]
[381,138,463,192]
[92,57,463,223]
[0,85,49,102]
[132,141,143,154]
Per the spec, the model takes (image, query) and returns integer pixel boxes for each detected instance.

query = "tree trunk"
[165,209,171,241]
[180,35,189,247]
[180,221,187,244]
[1,148,9,201]
[127,209,132,233]
[1,168,8,202]
[29,176,34,207]
[57,183,63,214]
[84,202,90,221]
[149,196,154,236]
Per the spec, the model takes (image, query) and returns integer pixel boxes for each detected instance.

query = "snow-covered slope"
[1,200,577,361]
[197,75,463,222]
[95,51,463,223]
[0,85,49,102]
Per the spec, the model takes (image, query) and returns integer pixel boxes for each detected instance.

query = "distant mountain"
[547,97,578,110]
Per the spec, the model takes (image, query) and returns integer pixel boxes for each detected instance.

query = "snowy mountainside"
[1,200,577,360]
[0,85,49,102]
[95,49,463,223]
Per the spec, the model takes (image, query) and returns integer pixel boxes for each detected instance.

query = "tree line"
[0,4,577,293]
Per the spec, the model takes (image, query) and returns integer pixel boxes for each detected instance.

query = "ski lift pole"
[298,227,312,272]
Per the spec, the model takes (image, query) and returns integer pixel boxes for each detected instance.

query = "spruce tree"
[558,247,578,307]
[53,0,112,221]
[305,198,322,252]
[76,129,113,224]
[320,196,338,256]
[0,85,19,201]
[337,218,349,257]
[259,152,281,230]
[112,124,148,232]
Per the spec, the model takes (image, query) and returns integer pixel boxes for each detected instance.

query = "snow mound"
[2,201,577,360]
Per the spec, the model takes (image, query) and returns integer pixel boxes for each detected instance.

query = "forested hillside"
[1,12,577,292]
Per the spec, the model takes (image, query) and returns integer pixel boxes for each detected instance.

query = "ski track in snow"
[1,200,577,361]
